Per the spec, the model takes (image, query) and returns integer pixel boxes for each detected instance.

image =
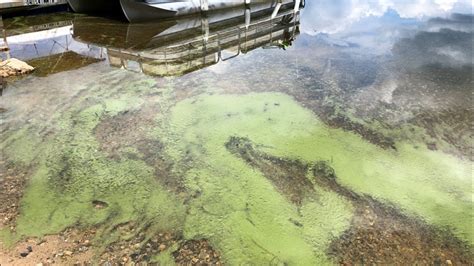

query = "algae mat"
[1,81,472,264]
[161,93,472,255]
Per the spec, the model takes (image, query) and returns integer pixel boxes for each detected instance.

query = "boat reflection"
[72,2,301,76]
[1,14,105,77]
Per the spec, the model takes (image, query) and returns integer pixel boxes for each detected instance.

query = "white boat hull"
[67,0,299,22]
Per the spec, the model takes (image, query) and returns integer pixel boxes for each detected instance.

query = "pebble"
[159,244,166,251]
[20,252,29,257]
[446,260,452,265]
[64,250,73,256]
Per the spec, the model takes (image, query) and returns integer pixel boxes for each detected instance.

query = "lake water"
[0,0,473,264]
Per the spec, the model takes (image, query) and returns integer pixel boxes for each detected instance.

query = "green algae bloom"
[1,81,472,264]
[0,73,186,248]
[13,99,186,242]
[161,92,473,257]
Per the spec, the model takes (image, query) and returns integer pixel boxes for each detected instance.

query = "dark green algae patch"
[1,69,473,264]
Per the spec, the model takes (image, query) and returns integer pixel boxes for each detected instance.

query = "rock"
[446,260,452,265]
[0,58,35,77]
[64,250,73,256]
[20,252,29,257]
[159,244,166,251]
[36,263,44,266]
[27,246,33,252]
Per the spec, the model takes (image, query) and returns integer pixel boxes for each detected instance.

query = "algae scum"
[1,1,473,265]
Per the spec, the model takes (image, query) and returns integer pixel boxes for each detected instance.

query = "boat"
[67,0,303,22]
[119,0,253,22]
[67,0,122,14]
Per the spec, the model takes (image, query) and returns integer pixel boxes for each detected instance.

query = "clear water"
[0,1,473,264]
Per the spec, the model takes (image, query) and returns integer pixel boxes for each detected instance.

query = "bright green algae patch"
[0,71,186,248]
[160,92,473,256]
[156,94,354,264]
[13,99,185,240]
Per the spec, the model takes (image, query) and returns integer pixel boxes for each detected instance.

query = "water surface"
[0,0,473,264]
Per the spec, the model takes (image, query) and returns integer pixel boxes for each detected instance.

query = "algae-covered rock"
[312,161,336,180]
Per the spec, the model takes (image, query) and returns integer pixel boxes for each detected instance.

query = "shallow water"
[0,0,473,264]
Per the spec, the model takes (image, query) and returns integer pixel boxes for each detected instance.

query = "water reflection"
[1,13,104,67]
[73,3,300,76]
[2,2,301,77]
[301,0,473,35]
